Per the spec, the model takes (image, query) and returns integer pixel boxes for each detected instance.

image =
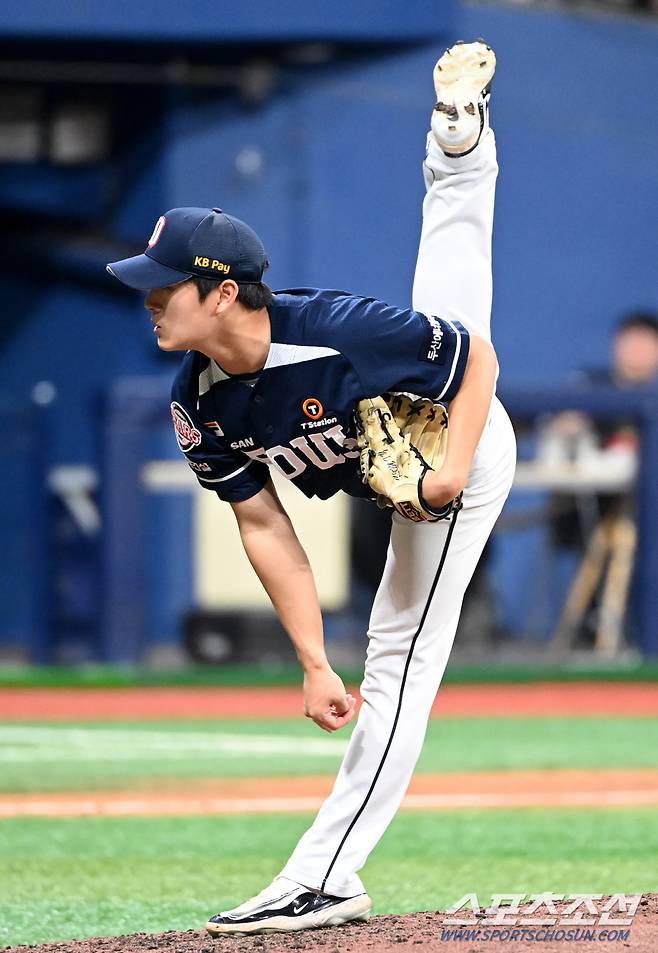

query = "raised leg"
[412,130,498,342]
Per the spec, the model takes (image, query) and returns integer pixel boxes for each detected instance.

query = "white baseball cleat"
[205,875,372,935]
[431,39,496,157]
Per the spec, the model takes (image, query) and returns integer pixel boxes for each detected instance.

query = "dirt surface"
[7,895,657,953]
[2,682,658,721]
[3,769,658,817]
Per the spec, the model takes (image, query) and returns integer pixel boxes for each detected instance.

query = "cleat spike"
[434,101,459,120]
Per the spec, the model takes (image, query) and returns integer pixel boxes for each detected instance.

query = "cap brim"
[106,253,192,291]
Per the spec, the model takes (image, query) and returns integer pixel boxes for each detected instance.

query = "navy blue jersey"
[170,288,470,504]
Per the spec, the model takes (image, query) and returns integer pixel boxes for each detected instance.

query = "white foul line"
[0,726,348,760]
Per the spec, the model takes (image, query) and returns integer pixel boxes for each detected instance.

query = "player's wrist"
[299,654,331,675]
[421,469,462,510]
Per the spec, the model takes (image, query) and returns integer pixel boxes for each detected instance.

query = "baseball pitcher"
[107,40,516,935]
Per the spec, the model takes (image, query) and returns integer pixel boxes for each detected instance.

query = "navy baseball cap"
[106,207,267,290]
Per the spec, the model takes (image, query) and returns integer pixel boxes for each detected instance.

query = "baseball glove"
[354,393,461,523]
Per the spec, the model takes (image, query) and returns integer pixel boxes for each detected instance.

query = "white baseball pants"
[280,129,517,897]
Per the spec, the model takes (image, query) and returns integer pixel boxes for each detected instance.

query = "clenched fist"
[303,666,357,733]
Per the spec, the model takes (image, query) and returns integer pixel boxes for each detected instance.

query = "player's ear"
[214,279,239,313]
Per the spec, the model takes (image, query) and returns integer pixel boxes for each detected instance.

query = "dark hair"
[615,311,658,337]
[190,264,273,311]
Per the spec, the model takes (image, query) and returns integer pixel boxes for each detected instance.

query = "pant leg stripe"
[320,508,461,892]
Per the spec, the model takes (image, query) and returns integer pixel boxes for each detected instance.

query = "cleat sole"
[431,39,496,156]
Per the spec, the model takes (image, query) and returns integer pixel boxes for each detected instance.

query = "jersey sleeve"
[169,393,269,504]
[330,295,470,401]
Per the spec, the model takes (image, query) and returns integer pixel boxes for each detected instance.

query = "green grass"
[1,717,657,793]
[1,660,657,687]
[2,713,657,946]
[1,809,657,947]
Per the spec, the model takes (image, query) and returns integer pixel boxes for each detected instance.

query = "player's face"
[145,281,218,352]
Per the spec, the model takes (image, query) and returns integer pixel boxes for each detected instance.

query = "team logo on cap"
[170,401,202,453]
[302,397,324,420]
[148,215,166,248]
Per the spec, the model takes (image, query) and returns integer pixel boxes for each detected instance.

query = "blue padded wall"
[3,0,658,656]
